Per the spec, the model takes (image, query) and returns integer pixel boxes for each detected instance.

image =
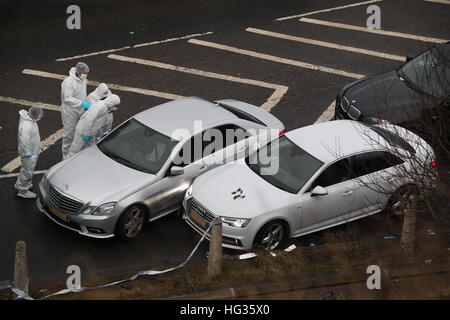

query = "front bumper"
[37,179,117,239]
[182,197,254,251]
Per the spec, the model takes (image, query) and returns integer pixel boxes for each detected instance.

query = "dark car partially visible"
[335,42,450,130]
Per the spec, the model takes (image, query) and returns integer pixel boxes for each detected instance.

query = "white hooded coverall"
[68,94,120,158]
[87,83,114,141]
[15,110,41,193]
[61,67,87,160]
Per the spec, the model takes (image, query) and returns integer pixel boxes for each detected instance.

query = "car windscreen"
[398,45,450,98]
[98,119,178,174]
[245,136,324,194]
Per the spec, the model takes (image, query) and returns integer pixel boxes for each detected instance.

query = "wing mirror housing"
[311,186,328,197]
[169,166,184,176]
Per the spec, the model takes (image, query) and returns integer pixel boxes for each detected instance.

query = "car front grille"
[186,198,215,223]
[47,184,84,214]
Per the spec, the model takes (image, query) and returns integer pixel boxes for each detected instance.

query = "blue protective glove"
[81,101,91,110]
[27,150,33,157]
[82,136,90,142]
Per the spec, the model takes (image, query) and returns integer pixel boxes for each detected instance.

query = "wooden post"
[14,241,29,299]
[400,194,417,258]
[207,217,223,277]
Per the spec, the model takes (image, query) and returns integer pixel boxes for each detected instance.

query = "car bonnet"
[190,161,294,219]
[48,145,155,204]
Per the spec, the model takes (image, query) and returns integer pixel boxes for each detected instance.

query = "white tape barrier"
[8,223,217,300]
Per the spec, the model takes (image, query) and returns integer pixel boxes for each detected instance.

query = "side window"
[172,124,248,167]
[349,151,404,179]
[203,124,248,155]
[308,158,351,191]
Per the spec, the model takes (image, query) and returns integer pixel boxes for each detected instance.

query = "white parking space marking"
[56,31,214,61]
[108,54,289,111]
[188,39,365,79]
[0,170,46,179]
[276,0,383,21]
[22,69,184,100]
[424,0,450,4]
[246,27,404,61]
[300,18,448,43]
[0,96,60,111]
[1,129,64,173]
[315,101,336,123]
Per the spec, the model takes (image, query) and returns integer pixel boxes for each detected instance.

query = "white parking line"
[276,0,383,21]
[315,101,336,123]
[246,27,404,61]
[56,31,214,61]
[0,96,60,111]
[1,129,64,173]
[0,170,46,179]
[424,0,450,4]
[188,39,365,79]
[300,18,448,43]
[108,54,289,111]
[22,69,184,100]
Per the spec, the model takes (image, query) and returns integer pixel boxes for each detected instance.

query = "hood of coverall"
[95,83,112,99]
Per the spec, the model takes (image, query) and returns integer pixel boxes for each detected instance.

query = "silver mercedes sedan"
[37,97,284,239]
[183,120,437,251]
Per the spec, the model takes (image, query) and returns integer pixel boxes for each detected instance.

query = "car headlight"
[82,202,117,216]
[221,216,250,228]
[185,185,193,198]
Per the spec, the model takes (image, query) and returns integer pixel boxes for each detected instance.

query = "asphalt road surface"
[0,0,449,289]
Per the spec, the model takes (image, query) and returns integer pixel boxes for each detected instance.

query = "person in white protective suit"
[15,106,43,199]
[87,83,111,105]
[87,83,114,142]
[67,94,121,158]
[60,62,91,160]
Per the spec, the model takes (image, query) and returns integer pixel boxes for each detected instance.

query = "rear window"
[218,103,266,126]
[368,125,416,154]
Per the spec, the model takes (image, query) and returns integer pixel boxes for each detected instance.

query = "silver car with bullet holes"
[37,97,284,240]
[183,120,436,250]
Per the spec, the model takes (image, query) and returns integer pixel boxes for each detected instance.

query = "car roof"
[133,97,238,138]
[285,120,382,163]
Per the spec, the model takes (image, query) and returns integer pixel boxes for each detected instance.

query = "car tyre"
[385,186,417,218]
[253,220,288,251]
[115,205,147,240]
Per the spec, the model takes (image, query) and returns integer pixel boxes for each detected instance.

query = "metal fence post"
[207,217,222,277]
[13,241,29,299]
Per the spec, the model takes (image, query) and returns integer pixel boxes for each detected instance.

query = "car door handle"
[342,190,353,196]
[198,165,208,172]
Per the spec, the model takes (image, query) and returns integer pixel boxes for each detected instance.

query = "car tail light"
[279,129,287,136]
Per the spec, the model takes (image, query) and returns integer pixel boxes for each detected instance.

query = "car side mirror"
[311,186,328,197]
[405,55,413,62]
[169,166,184,176]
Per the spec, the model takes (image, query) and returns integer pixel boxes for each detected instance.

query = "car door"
[299,157,359,234]
[346,151,405,218]
[145,124,249,219]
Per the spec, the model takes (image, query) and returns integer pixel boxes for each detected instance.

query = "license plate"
[189,209,209,230]
[49,206,70,222]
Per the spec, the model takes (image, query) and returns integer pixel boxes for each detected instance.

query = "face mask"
[79,74,88,80]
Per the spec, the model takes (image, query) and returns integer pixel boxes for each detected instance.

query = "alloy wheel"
[260,223,284,251]
[123,207,145,238]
